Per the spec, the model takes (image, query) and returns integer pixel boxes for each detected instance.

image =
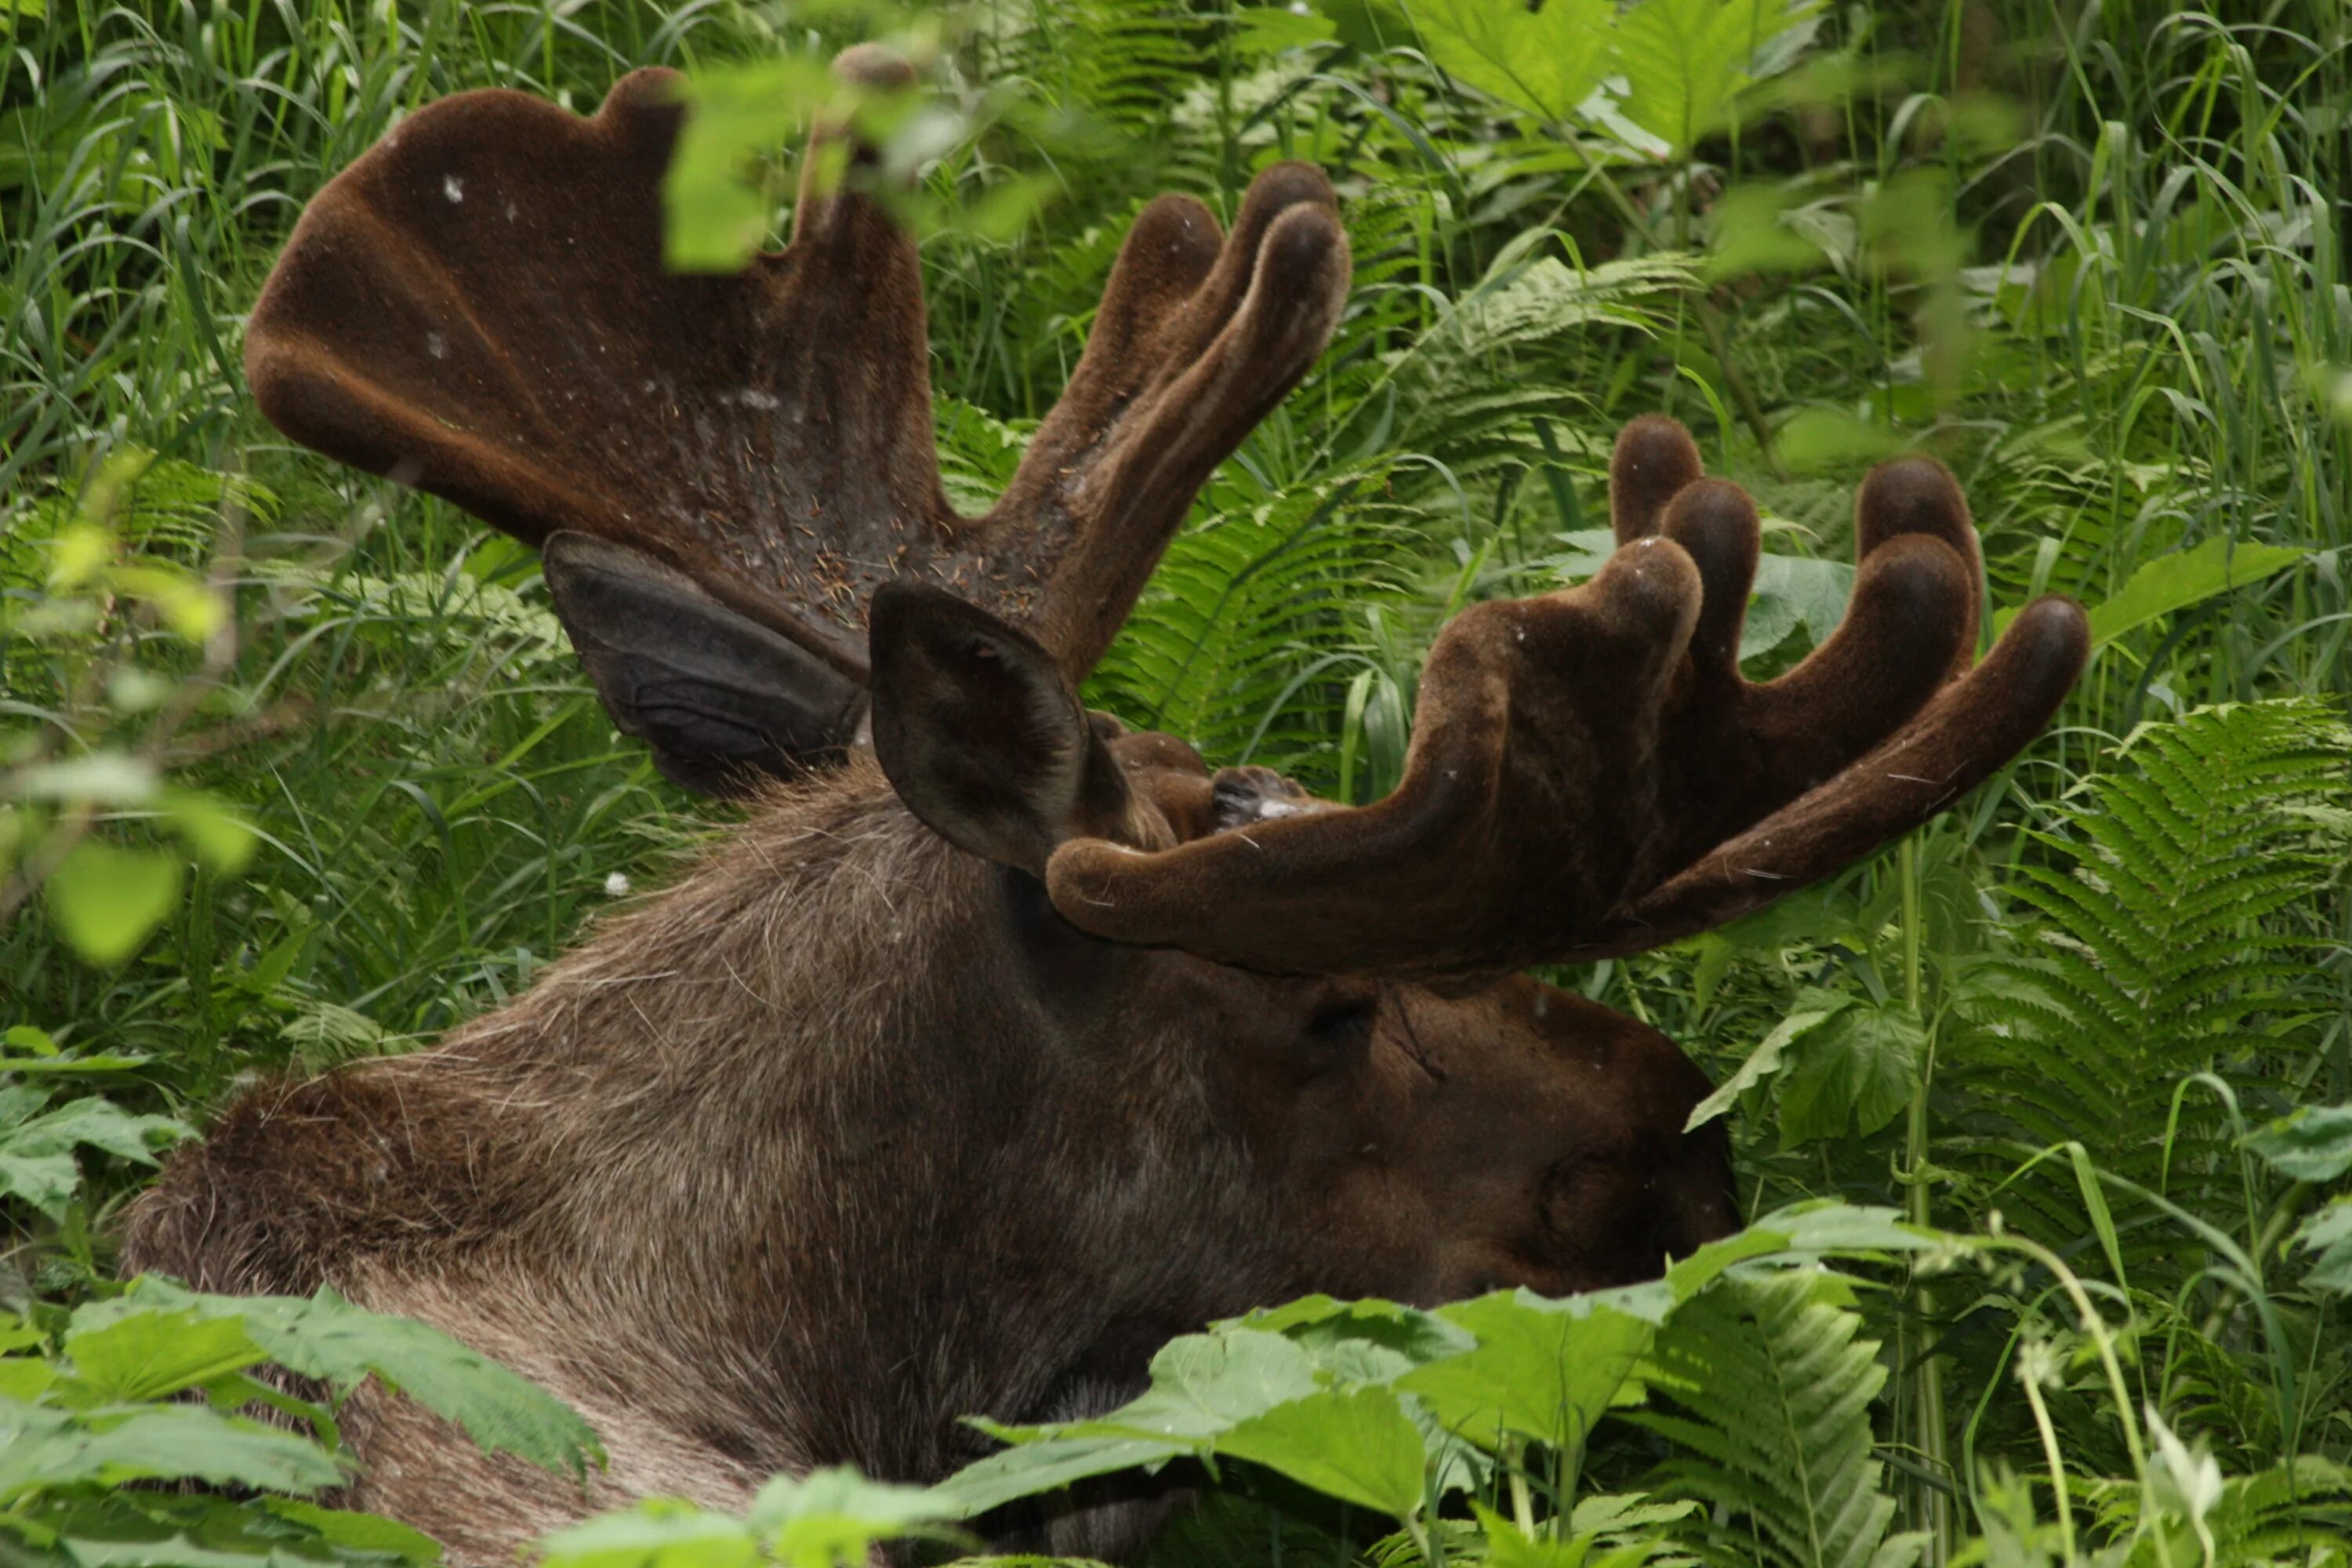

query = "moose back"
[122,49,2088,1566]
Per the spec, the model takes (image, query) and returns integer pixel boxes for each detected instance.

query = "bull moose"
[122,46,2090,1565]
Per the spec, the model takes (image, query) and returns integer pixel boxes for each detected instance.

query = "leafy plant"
[1951,700,2352,1272]
[6,0,2352,1563]
[1634,1269,1923,1568]
[0,1279,599,1567]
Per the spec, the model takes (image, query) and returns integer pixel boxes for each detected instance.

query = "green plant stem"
[1502,1437,1537,1539]
[1900,837,1953,1566]
[1990,1232,2174,1568]
[2017,1364,2078,1564]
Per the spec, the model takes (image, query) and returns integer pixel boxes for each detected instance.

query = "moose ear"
[868,583,1136,873]
[541,534,866,798]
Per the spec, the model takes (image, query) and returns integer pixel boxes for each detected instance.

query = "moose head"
[126,46,2089,1564]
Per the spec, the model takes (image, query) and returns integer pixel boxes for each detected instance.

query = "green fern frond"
[2085,1454,2352,1566]
[1087,469,1416,779]
[970,0,1192,136]
[1951,698,2352,1271]
[1632,1270,1926,1568]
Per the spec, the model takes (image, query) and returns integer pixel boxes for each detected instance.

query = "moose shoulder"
[120,49,2089,1567]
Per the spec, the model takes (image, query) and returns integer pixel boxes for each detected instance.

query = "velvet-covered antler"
[1044,417,2089,979]
[245,48,1349,777]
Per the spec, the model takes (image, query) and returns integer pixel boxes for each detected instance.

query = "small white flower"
[604,872,632,898]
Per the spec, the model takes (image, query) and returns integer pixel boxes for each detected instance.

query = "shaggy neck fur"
[123,757,1290,1552]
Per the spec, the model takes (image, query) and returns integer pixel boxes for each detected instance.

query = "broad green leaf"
[1410,0,1617,126]
[264,1499,445,1564]
[1232,1294,1473,1379]
[3,1025,56,1054]
[0,1399,344,1501]
[1740,1202,1936,1259]
[13,1490,436,1568]
[1686,989,1853,1131]
[928,1434,1186,1519]
[750,1466,958,1568]
[538,1497,760,1568]
[2048,536,2303,650]
[1776,408,1907,474]
[1744,554,1854,659]
[2245,1102,2352,1182]
[63,1308,267,1403]
[1663,1228,1795,1297]
[1777,1001,1922,1149]
[0,1357,57,1401]
[1707,184,1830,281]
[664,59,900,272]
[1615,0,1813,151]
[1215,1385,1430,1523]
[1232,4,1337,55]
[2,1096,191,1185]
[82,1281,601,1479]
[1047,1329,1321,1443]
[43,840,183,966]
[1404,1293,1656,1450]
[663,59,836,272]
[0,1150,80,1216]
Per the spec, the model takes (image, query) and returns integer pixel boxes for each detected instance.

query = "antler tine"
[985,165,1352,676]
[1042,419,2088,982]
[1590,594,2087,955]
[1608,414,1706,543]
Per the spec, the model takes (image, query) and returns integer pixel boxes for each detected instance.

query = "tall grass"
[2,0,2347,1563]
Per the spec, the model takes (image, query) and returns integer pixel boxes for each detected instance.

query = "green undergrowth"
[3,0,2350,1563]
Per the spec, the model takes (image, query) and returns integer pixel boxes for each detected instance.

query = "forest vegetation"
[2,0,2350,1563]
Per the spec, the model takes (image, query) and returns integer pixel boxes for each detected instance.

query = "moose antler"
[1044,418,2089,979]
[244,48,1349,775]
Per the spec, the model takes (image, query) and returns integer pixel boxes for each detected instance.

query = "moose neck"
[424,756,1294,1481]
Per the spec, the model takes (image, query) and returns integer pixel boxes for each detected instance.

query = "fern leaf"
[1632,1271,1925,1568]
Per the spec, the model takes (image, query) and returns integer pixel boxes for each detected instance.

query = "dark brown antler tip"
[1854,454,1977,558]
[1657,479,1761,676]
[1610,414,1704,543]
[2001,592,2092,687]
[605,65,688,118]
[1090,194,1225,365]
[1151,161,1343,371]
[1853,454,1982,666]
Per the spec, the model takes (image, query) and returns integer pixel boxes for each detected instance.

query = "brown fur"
[131,52,2088,1564]
[124,756,1735,1561]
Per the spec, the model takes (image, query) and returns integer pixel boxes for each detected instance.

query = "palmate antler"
[248,46,2087,981]
[1044,419,2089,979]
[245,47,1348,789]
